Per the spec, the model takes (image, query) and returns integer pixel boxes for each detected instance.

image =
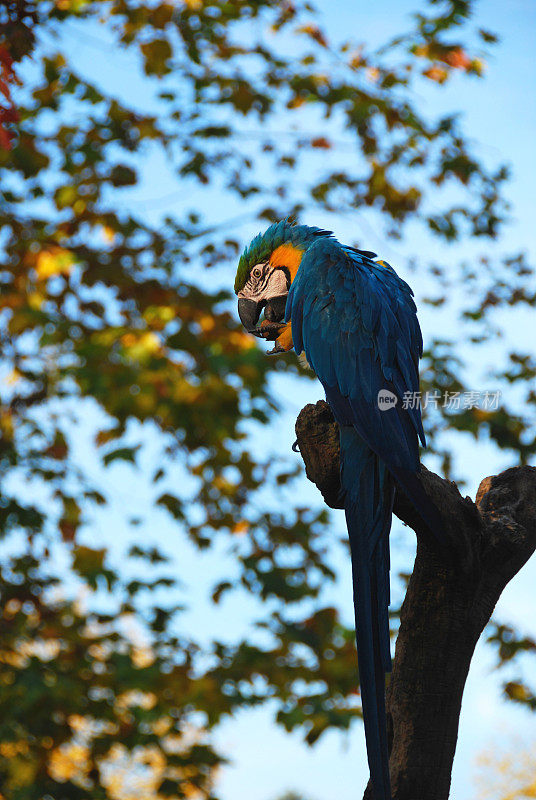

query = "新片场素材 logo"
[377,389,398,410]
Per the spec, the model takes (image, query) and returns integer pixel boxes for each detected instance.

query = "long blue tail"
[340,427,395,800]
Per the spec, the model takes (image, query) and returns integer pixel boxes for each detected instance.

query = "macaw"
[235,220,443,800]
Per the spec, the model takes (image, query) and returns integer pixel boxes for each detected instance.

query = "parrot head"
[234,220,331,351]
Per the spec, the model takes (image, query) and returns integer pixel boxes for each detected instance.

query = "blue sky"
[17,1,536,798]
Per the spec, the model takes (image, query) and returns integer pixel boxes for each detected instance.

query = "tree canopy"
[0,1,534,797]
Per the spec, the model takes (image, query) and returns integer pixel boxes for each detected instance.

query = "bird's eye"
[252,266,262,279]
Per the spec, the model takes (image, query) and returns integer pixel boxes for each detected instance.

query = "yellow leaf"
[131,645,155,668]
[101,225,116,243]
[121,331,162,361]
[48,742,90,783]
[28,291,44,309]
[54,185,77,209]
[472,58,486,76]
[0,741,29,758]
[152,716,172,736]
[36,247,74,280]
[199,314,215,332]
[55,0,89,9]
[228,331,256,350]
[6,369,21,385]
[349,49,364,69]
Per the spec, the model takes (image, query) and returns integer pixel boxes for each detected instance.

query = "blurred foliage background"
[473,737,536,800]
[0,1,534,798]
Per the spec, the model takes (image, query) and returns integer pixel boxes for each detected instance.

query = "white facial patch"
[265,268,288,298]
[238,262,289,301]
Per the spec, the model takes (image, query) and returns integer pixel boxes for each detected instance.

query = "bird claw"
[257,320,285,341]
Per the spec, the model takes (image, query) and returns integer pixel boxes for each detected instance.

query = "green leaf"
[110,164,137,186]
[103,445,140,466]
[141,39,172,76]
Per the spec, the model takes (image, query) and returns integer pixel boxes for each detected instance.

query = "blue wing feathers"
[286,236,442,800]
[287,238,427,464]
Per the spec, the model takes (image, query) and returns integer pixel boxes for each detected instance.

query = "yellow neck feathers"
[267,243,304,354]
[269,243,303,283]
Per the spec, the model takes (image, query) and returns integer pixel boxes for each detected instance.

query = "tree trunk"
[294,400,536,800]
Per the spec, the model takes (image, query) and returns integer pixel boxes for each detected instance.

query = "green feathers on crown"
[234,220,332,294]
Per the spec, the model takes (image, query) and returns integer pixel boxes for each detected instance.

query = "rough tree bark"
[294,400,536,800]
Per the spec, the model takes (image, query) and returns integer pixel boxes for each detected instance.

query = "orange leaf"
[296,24,328,48]
[311,137,331,149]
[423,66,448,84]
[442,48,471,70]
[232,521,249,536]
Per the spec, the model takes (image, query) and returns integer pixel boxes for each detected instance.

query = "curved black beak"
[238,298,263,336]
[264,294,287,323]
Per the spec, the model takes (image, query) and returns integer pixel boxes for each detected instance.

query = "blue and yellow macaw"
[235,221,442,800]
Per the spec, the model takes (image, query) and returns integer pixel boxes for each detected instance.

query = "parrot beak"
[238,294,288,341]
[238,298,263,336]
[264,294,287,323]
